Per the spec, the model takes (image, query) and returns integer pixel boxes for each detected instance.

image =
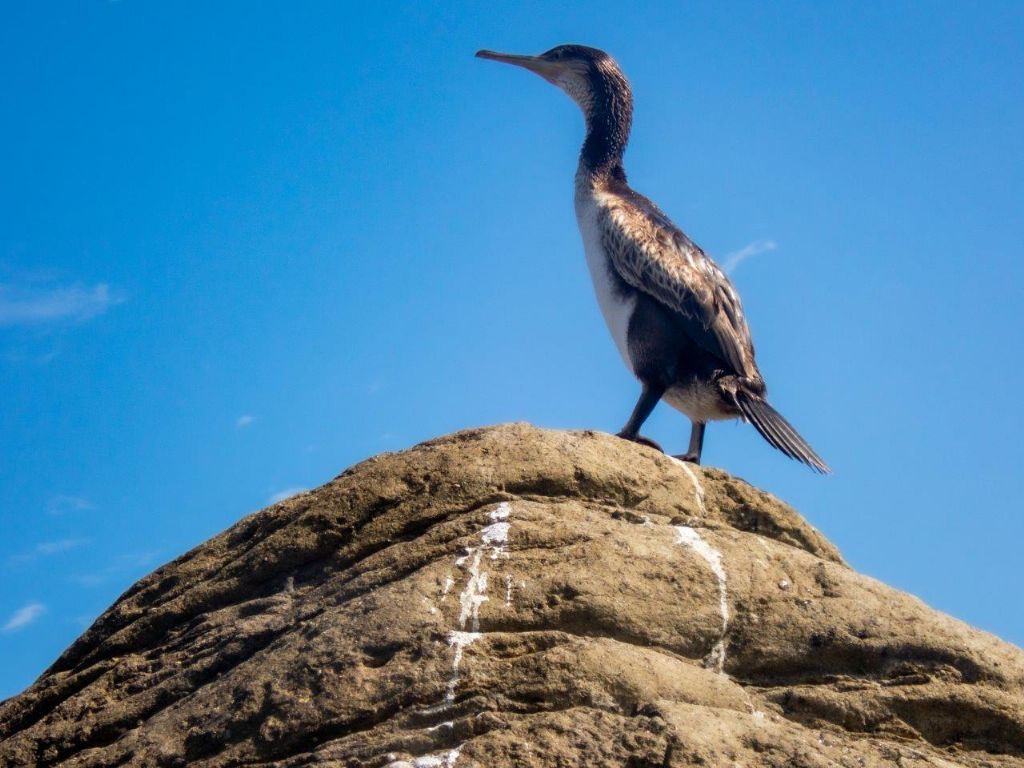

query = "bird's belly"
[576,198,636,372]
[664,381,733,423]
[586,257,637,373]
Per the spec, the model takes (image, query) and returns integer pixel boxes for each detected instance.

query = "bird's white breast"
[574,189,636,373]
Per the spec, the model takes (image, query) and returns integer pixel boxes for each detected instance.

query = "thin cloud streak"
[7,538,90,566]
[70,550,160,588]
[0,282,125,327]
[268,487,307,505]
[47,495,95,516]
[235,415,255,429]
[721,239,777,274]
[1,603,45,633]
[35,538,89,556]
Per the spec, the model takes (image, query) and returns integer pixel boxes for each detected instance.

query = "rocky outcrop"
[2,424,1023,767]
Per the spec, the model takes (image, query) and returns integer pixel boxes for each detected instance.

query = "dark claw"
[616,432,664,453]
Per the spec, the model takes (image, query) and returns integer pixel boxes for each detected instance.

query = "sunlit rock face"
[2,424,1023,767]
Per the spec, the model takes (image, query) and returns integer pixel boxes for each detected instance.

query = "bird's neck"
[579,73,632,183]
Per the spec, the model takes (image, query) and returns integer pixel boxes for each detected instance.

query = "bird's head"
[476,45,630,122]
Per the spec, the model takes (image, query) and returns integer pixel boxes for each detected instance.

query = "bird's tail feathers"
[736,392,831,474]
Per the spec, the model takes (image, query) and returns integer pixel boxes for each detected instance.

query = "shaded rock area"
[2,423,1023,767]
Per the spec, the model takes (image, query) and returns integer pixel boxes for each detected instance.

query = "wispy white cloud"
[46,495,95,516]
[235,414,255,429]
[35,538,89,555]
[73,574,107,588]
[0,281,125,327]
[7,538,90,567]
[115,551,159,569]
[268,487,307,505]
[1,602,45,633]
[71,550,160,588]
[721,239,777,274]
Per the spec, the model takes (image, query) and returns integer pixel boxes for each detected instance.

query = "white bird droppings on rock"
[671,458,707,515]
[455,502,514,631]
[482,501,511,559]
[445,630,480,701]
[384,745,463,768]
[675,525,729,673]
[426,503,517,716]
[440,576,455,600]
[456,549,488,632]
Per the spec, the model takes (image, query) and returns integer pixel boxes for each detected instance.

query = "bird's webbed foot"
[615,431,664,453]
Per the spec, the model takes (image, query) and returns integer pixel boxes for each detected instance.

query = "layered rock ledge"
[2,424,1023,767]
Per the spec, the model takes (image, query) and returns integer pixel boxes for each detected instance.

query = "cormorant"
[477,45,829,473]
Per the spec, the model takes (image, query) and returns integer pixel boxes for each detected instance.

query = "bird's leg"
[673,421,706,464]
[616,383,665,452]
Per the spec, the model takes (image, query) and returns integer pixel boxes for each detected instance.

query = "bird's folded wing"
[601,202,759,380]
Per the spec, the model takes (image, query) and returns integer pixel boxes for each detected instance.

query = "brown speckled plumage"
[594,183,761,385]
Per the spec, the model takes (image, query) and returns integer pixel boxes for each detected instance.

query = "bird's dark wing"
[599,193,760,381]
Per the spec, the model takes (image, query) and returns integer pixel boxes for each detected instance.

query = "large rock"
[2,424,1023,767]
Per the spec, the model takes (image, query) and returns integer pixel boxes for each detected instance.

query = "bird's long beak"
[476,49,562,83]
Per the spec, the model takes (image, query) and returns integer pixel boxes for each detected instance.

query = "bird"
[476,44,829,473]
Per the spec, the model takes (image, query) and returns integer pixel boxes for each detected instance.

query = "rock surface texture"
[2,424,1023,767]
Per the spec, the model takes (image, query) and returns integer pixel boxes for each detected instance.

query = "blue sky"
[1,1,1022,699]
